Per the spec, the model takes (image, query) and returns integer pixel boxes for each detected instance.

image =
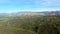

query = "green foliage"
[0,15,60,34]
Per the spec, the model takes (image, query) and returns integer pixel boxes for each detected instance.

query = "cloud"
[0,0,60,5]
[31,0,60,6]
[0,0,60,11]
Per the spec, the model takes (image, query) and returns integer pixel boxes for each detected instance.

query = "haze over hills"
[0,11,60,16]
[8,11,60,15]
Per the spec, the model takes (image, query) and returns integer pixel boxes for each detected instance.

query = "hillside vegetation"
[0,15,60,34]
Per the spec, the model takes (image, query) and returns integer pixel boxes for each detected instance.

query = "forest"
[0,14,60,34]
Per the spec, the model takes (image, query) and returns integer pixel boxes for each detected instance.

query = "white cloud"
[33,0,60,6]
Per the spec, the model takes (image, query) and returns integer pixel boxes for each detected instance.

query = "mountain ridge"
[0,11,60,16]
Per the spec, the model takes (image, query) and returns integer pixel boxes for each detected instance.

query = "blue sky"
[0,0,60,13]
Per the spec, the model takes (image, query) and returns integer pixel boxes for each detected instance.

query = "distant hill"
[0,11,60,16]
[10,11,60,15]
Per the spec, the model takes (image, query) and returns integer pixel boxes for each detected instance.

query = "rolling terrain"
[0,11,60,34]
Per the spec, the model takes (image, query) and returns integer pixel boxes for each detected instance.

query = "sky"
[0,0,60,13]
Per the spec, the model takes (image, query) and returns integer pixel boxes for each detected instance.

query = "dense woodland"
[0,14,60,34]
